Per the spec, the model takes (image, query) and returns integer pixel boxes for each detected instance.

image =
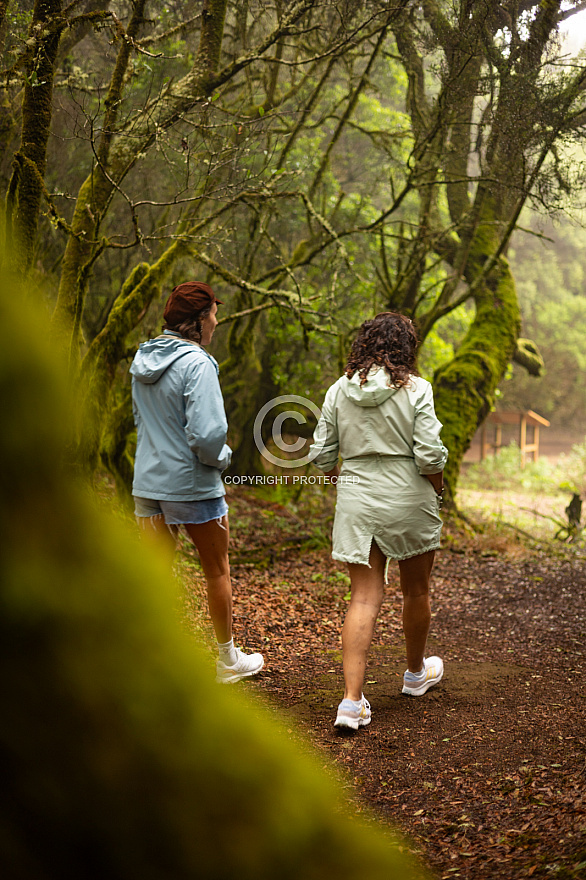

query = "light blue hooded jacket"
[130,331,232,501]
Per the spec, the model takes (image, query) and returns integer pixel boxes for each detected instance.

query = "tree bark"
[513,339,544,377]
[77,241,187,474]
[433,198,522,507]
[100,380,135,503]
[6,0,62,273]
[51,0,150,349]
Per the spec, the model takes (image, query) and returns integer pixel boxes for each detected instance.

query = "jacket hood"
[340,366,400,407]
[131,335,211,385]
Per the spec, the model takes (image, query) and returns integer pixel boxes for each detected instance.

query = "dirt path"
[181,491,586,880]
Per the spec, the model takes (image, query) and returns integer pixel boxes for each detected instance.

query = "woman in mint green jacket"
[311,312,448,730]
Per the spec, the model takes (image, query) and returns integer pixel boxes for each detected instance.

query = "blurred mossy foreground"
[0,273,426,880]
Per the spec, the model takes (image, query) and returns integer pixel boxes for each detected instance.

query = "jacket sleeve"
[183,357,232,471]
[131,378,140,427]
[309,383,340,472]
[413,382,448,475]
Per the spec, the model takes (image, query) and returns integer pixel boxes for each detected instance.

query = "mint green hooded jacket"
[311,368,448,563]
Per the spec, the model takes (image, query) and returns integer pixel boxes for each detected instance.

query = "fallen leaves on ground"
[180,487,586,880]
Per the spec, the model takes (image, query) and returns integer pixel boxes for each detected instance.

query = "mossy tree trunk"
[77,240,188,478]
[51,0,150,351]
[100,380,136,505]
[385,1,586,507]
[5,0,62,273]
[0,262,433,880]
[432,203,521,507]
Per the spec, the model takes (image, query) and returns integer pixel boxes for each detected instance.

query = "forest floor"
[179,487,586,880]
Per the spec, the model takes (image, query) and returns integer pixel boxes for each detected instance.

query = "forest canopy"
[2,0,586,503]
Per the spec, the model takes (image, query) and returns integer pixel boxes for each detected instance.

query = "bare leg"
[136,514,178,565]
[184,516,232,644]
[342,541,386,702]
[398,550,435,674]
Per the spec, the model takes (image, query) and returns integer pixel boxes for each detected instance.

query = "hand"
[324,465,340,484]
[425,471,444,495]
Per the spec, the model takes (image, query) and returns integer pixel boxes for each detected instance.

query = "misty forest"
[1,3,586,880]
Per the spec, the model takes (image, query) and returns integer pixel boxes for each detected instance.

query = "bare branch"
[140,13,202,46]
[558,1,586,24]
[309,25,388,197]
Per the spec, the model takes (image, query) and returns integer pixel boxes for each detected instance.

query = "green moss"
[513,338,544,377]
[53,0,147,344]
[9,0,62,272]
[194,0,228,85]
[52,173,105,346]
[52,0,229,342]
[433,207,522,505]
[77,243,185,476]
[100,380,135,503]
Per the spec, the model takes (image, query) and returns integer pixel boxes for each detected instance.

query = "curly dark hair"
[345,312,419,387]
[164,306,212,344]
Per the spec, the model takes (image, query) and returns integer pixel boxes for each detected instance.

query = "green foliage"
[434,211,522,500]
[459,436,586,546]
[461,443,561,493]
[558,439,586,496]
[4,5,33,45]
[502,216,586,428]
[461,435,586,501]
[418,304,473,380]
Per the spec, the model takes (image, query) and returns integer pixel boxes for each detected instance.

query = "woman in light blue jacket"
[311,312,447,729]
[131,282,263,684]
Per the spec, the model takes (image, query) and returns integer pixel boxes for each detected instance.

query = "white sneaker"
[334,695,371,730]
[402,656,444,696]
[216,648,264,684]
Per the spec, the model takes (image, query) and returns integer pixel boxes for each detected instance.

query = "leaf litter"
[180,488,586,880]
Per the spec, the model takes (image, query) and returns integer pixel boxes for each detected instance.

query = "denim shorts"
[133,495,228,525]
